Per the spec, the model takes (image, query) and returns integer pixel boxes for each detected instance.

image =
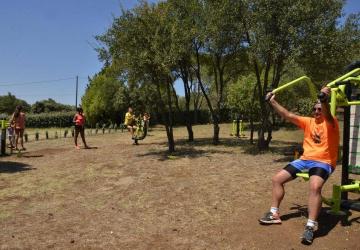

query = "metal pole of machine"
[341,84,352,200]
[75,76,78,109]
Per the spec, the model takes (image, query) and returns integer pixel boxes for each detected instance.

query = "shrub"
[26,112,74,128]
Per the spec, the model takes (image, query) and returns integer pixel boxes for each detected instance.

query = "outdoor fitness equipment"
[267,62,360,215]
[0,119,10,156]
[230,118,246,137]
[265,76,318,101]
[132,118,149,144]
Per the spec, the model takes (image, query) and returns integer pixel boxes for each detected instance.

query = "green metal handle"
[326,68,360,88]
[271,76,318,100]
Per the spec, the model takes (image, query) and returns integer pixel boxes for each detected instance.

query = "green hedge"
[25,109,256,128]
[26,112,74,128]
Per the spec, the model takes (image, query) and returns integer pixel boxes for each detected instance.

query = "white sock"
[306,219,317,228]
[270,207,279,214]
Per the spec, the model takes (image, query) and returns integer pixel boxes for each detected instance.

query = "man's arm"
[267,93,302,127]
[319,87,335,125]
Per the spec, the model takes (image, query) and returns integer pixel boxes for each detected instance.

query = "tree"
[96,2,180,152]
[81,74,128,124]
[31,98,73,113]
[169,0,248,144]
[243,0,350,149]
[0,93,31,115]
[227,74,260,143]
[298,13,360,82]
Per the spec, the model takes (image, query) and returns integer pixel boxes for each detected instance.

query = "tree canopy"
[89,0,359,151]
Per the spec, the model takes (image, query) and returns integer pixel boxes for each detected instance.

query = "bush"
[26,112,74,128]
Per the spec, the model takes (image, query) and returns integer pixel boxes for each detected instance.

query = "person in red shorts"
[11,105,26,151]
[259,87,340,245]
[73,107,89,150]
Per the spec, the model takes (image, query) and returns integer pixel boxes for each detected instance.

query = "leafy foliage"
[0,93,31,115]
[31,98,74,113]
[89,0,359,150]
[81,74,128,125]
[26,112,74,128]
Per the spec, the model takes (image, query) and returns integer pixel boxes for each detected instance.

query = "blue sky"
[0,0,359,105]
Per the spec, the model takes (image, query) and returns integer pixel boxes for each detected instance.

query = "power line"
[0,77,78,87]
[16,93,75,97]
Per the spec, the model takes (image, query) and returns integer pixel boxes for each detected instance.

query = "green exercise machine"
[0,119,11,156]
[132,119,149,144]
[268,61,360,215]
[230,119,246,137]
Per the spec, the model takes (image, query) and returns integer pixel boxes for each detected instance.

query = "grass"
[1,123,358,249]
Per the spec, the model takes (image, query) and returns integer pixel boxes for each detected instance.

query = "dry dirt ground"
[0,124,359,249]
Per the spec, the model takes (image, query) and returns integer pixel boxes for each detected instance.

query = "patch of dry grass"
[0,123,359,249]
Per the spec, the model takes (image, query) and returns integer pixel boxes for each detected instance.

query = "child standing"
[7,120,15,149]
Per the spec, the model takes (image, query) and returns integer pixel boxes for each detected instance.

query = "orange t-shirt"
[295,116,340,169]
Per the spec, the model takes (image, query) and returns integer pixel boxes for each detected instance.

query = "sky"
[0,0,359,105]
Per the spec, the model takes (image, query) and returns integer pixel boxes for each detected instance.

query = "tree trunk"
[249,84,258,144]
[180,66,194,142]
[194,45,219,144]
[250,115,254,144]
[165,124,175,152]
[155,79,175,153]
[165,81,175,152]
[213,116,220,144]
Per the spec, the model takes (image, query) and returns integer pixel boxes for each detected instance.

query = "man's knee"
[309,180,324,193]
[272,171,292,185]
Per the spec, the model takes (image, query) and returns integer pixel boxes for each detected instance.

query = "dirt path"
[0,124,359,249]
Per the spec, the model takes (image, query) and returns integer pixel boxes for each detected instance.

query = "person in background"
[11,105,26,151]
[73,107,89,149]
[143,112,151,122]
[7,120,15,149]
[124,107,137,139]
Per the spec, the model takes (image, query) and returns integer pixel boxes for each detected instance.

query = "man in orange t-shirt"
[259,87,339,245]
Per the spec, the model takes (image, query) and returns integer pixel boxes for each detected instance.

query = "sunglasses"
[313,107,322,112]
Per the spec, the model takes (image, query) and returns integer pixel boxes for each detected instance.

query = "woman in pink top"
[11,105,26,151]
[73,107,89,149]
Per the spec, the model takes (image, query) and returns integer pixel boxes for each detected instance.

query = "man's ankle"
[306,219,317,229]
[270,207,279,215]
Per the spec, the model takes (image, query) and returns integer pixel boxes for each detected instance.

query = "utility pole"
[75,75,78,109]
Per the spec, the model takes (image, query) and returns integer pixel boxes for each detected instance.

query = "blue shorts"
[284,159,332,181]
[290,159,333,174]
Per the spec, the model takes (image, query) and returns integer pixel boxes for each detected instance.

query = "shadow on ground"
[17,152,44,158]
[150,137,300,156]
[281,203,360,239]
[0,161,35,173]
[136,146,232,161]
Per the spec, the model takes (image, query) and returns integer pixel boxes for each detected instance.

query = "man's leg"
[271,169,294,208]
[127,125,134,137]
[308,175,326,221]
[259,166,297,224]
[302,167,328,245]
